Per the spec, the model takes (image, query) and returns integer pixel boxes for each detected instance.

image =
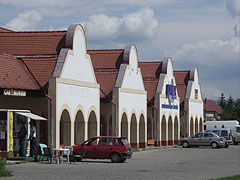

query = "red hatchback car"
[72,136,132,163]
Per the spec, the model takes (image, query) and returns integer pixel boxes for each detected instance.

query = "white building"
[139,58,180,146]
[174,68,204,137]
[88,45,147,148]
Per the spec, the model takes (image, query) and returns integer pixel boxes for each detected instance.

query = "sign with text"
[4,89,26,96]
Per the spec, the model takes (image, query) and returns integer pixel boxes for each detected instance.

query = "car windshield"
[236,127,240,133]
[121,138,130,146]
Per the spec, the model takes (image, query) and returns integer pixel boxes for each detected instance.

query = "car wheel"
[110,153,121,163]
[120,158,126,163]
[224,144,229,148]
[211,142,218,149]
[182,141,189,148]
[233,141,238,145]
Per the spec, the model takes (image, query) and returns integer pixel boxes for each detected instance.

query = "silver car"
[179,132,228,149]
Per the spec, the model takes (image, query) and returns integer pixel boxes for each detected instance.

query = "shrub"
[0,158,12,177]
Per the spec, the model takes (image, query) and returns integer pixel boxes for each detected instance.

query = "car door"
[84,137,100,158]
[98,138,114,159]
[202,133,214,145]
[192,133,204,146]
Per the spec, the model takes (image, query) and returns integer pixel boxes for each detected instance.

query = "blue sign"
[162,104,178,109]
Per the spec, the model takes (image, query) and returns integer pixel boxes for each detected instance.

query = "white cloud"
[226,0,240,18]
[7,10,42,30]
[164,37,239,67]
[82,7,159,43]
[234,24,240,37]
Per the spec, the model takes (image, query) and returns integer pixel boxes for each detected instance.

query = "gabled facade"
[174,68,204,137]
[49,24,100,147]
[89,45,147,148]
[140,58,180,146]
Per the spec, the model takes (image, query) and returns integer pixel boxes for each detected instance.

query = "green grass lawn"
[213,175,240,180]
[0,159,12,178]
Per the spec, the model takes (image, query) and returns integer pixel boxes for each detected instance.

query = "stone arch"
[74,110,85,145]
[168,116,173,145]
[60,109,71,146]
[195,117,198,134]
[88,111,97,138]
[174,116,179,145]
[100,115,107,136]
[190,117,194,136]
[139,114,146,148]
[161,115,167,146]
[130,113,138,147]
[121,112,128,139]
[200,118,203,132]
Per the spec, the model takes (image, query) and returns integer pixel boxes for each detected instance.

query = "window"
[195,133,203,138]
[85,138,100,146]
[100,138,113,146]
[204,133,213,138]
[114,138,124,146]
[212,130,220,136]
[195,89,198,99]
[221,130,228,137]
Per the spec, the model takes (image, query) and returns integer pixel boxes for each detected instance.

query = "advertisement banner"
[9,111,13,151]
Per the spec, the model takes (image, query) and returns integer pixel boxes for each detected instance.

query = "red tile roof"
[95,71,119,95]
[139,62,162,78]
[0,31,66,56]
[204,100,222,114]
[174,71,190,104]
[0,54,40,90]
[139,62,162,101]
[88,49,124,69]
[0,27,13,32]
[143,80,158,101]
[21,56,58,87]
[88,49,125,96]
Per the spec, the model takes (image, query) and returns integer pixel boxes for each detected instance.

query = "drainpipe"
[110,101,118,137]
[152,105,159,146]
[45,94,53,151]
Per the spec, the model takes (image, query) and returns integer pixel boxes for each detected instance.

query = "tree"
[218,93,226,109]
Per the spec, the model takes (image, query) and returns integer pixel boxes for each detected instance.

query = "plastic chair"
[41,147,52,164]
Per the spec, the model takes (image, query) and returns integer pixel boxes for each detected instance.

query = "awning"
[16,112,47,121]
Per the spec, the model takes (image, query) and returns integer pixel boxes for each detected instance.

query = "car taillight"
[228,133,230,140]
[219,137,223,141]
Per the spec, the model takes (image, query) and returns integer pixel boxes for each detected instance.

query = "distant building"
[204,99,222,121]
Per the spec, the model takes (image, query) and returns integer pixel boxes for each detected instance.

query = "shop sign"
[162,104,178,110]
[9,112,13,151]
[3,89,26,96]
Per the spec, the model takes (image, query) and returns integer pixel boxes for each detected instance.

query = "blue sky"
[0,0,239,100]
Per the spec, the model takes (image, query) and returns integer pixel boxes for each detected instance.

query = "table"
[52,148,70,164]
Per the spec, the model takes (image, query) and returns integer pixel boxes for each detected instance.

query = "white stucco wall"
[53,25,100,147]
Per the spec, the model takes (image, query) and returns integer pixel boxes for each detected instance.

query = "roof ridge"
[0,30,67,33]
[88,49,124,52]
[139,61,162,63]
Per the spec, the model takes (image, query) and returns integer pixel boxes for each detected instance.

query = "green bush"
[0,159,12,177]
[131,146,139,152]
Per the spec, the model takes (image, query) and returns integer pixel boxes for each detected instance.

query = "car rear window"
[114,138,124,146]
[204,133,213,137]
[221,130,228,137]
[121,138,130,146]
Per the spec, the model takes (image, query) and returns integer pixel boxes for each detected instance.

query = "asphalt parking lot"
[4,145,240,180]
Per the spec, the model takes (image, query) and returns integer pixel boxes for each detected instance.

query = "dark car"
[72,136,132,163]
[179,132,228,149]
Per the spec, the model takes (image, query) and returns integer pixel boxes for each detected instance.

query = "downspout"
[110,101,118,136]
[45,94,53,151]
[152,105,159,146]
